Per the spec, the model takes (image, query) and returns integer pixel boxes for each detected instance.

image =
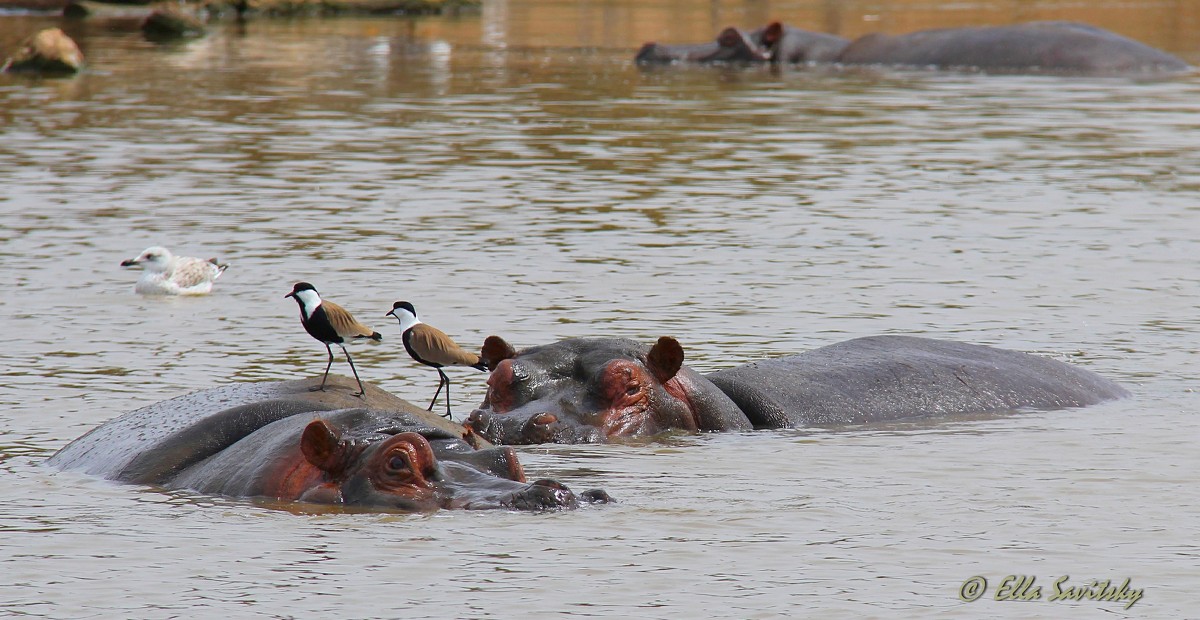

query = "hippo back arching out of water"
[466,335,1130,445]
[48,376,608,511]
[636,21,1190,75]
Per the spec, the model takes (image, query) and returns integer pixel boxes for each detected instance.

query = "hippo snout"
[507,480,611,510]
[467,406,601,445]
[580,488,613,504]
[635,42,662,62]
[505,479,578,511]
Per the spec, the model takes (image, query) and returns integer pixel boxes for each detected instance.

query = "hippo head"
[467,336,747,444]
[708,27,772,62]
[756,22,798,62]
[634,41,721,64]
[635,27,770,65]
[289,419,604,510]
[753,22,852,64]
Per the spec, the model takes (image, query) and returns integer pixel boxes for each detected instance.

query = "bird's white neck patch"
[294,289,322,320]
[389,309,420,333]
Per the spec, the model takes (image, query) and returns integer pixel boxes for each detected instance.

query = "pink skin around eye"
[599,361,653,436]
[601,361,701,435]
[367,433,438,502]
[484,360,516,414]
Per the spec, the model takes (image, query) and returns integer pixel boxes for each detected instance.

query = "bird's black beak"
[284,292,294,299]
[120,259,137,267]
[385,310,395,318]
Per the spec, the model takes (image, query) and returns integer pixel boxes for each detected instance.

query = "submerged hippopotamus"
[466,335,1130,444]
[636,23,844,65]
[636,21,1190,75]
[48,376,608,511]
[2,28,85,75]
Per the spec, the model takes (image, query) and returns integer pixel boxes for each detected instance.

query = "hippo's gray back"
[706,335,1130,428]
[46,376,466,484]
[838,21,1189,74]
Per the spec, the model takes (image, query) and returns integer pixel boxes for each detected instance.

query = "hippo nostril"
[531,412,557,427]
[466,410,489,430]
[525,479,577,509]
[581,489,613,504]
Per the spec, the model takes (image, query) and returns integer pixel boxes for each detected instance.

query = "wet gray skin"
[167,409,590,511]
[635,20,1189,75]
[635,28,770,64]
[48,378,610,511]
[835,21,1190,74]
[467,337,752,445]
[751,22,851,63]
[467,335,1130,445]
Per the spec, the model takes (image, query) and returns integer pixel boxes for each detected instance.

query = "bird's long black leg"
[440,369,453,419]
[426,370,445,412]
[312,343,335,392]
[342,345,366,397]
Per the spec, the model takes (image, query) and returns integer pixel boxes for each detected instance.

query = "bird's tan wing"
[323,300,378,340]
[173,257,220,289]
[410,323,481,367]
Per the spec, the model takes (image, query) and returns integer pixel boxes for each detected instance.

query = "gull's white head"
[121,246,175,273]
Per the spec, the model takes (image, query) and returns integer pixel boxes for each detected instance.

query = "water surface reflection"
[2,1,1200,617]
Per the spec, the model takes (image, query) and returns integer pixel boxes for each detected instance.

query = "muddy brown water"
[2,1,1199,617]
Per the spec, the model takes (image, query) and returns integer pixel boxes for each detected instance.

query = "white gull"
[120,246,229,295]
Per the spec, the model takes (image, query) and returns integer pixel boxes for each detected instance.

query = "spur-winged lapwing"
[121,246,228,295]
[286,282,381,397]
[385,301,487,418]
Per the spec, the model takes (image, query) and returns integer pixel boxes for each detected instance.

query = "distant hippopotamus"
[2,28,85,75]
[636,23,843,65]
[636,21,1190,75]
[141,8,206,42]
[466,335,1130,444]
[48,376,609,511]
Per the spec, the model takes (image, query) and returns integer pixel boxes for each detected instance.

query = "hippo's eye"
[625,385,639,396]
[387,454,409,472]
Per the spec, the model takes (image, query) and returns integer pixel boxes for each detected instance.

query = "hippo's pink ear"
[301,419,348,477]
[647,336,684,384]
[481,335,518,371]
[762,21,783,46]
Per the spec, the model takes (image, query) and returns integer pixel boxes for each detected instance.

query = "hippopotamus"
[2,28,85,75]
[48,376,609,511]
[466,335,1130,444]
[141,8,206,42]
[636,21,1190,75]
[636,23,846,65]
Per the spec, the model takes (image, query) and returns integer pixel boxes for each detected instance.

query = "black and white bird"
[285,282,381,397]
[121,246,228,295]
[385,301,487,418]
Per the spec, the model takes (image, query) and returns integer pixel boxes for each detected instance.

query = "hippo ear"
[481,335,517,371]
[762,21,783,46]
[301,420,348,477]
[716,27,740,47]
[646,336,684,384]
